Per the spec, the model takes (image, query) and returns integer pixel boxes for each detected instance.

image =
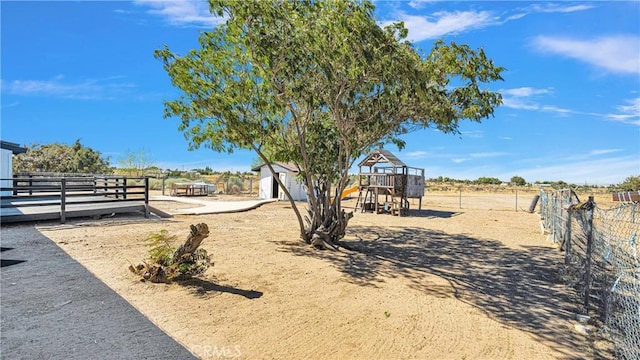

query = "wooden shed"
[1,141,27,197]
[251,162,307,201]
[356,149,424,216]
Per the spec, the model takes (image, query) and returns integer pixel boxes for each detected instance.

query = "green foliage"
[145,229,177,267]
[175,248,211,278]
[148,178,163,190]
[13,139,111,174]
[617,175,640,191]
[475,177,502,185]
[156,0,504,244]
[118,149,155,177]
[510,175,526,186]
[140,229,211,281]
[191,166,215,175]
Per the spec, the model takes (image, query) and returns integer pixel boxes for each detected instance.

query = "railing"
[359,173,405,190]
[1,175,149,223]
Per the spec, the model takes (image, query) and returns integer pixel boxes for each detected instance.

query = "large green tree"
[156,0,504,248]
[13,139,111,174]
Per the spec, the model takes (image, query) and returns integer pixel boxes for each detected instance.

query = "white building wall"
[257,164,307,201]
[1,148,13,196]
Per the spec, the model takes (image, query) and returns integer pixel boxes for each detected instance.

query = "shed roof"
[1,141,27,155]
[251,162,299,173]
[358,149,406,167]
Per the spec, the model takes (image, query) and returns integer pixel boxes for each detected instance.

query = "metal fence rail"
[540,188,639,360]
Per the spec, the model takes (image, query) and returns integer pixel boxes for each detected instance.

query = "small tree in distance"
[510,175,526,186]
[617,175,640,191]
[475,177,502,185]
[118,149,155,177]
[156,0,504,248]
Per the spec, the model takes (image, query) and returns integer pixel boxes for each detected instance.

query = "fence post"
[60,178,66,224]
[515,189,518,212]
[29,175,33,196]
[123,177,128,200]
[583,196,595,313]
[564,208,572,265]
[144,177,149,218]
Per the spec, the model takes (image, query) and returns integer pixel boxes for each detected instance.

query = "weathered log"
[171,223,210,264]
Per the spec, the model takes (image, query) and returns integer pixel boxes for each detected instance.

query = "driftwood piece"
[172,223,210,264]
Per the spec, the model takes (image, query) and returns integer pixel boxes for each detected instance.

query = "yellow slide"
[331,185,359,203]
[340,185,360,199]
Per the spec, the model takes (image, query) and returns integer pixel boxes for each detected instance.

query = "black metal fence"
[1,174,149,223]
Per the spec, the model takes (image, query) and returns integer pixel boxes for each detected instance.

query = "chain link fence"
[540,188,639,360]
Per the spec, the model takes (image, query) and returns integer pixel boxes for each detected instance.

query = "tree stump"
[172,223,210,264]
[130,223,212,283]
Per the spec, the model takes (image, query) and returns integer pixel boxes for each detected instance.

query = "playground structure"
[354,149,425,216]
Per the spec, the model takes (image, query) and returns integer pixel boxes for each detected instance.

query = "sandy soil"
[16,194,607,359]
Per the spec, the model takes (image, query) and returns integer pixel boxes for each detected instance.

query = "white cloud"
[383,10,498,42]
[460,130,483,138]
[407,0,434,10]
[405,150,429,159]
[1,76,135,100]
[470,152,507,158]
[134,0,225,27]
[504,4,594,22]
[501,87,553,97]
[533,35,640,75]
[502,88,640,126]
[381,2,593,43]
[501,87,575,116]
[0,101,20,109]
[604,97,640,125]
[529,4,595,13]
[495,155,640,185]
[590,149,622,156]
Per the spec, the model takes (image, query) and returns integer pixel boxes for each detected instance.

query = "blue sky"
[1,1,639,185]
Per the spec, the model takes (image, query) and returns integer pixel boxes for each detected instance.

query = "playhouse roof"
[358,149,406,168]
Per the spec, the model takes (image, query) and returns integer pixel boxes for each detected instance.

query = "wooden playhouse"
[355,149,425,216]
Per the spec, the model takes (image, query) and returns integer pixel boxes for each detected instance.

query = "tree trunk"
[171,223,210,264]
[305,184,354,249]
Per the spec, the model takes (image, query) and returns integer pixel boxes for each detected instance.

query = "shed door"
[1,151,12,197]
[271,173,280,198]
[278,173,287,200]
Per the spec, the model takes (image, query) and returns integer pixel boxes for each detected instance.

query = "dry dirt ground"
[3,193,609,359]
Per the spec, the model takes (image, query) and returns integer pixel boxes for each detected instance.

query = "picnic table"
[170,183,215,197]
